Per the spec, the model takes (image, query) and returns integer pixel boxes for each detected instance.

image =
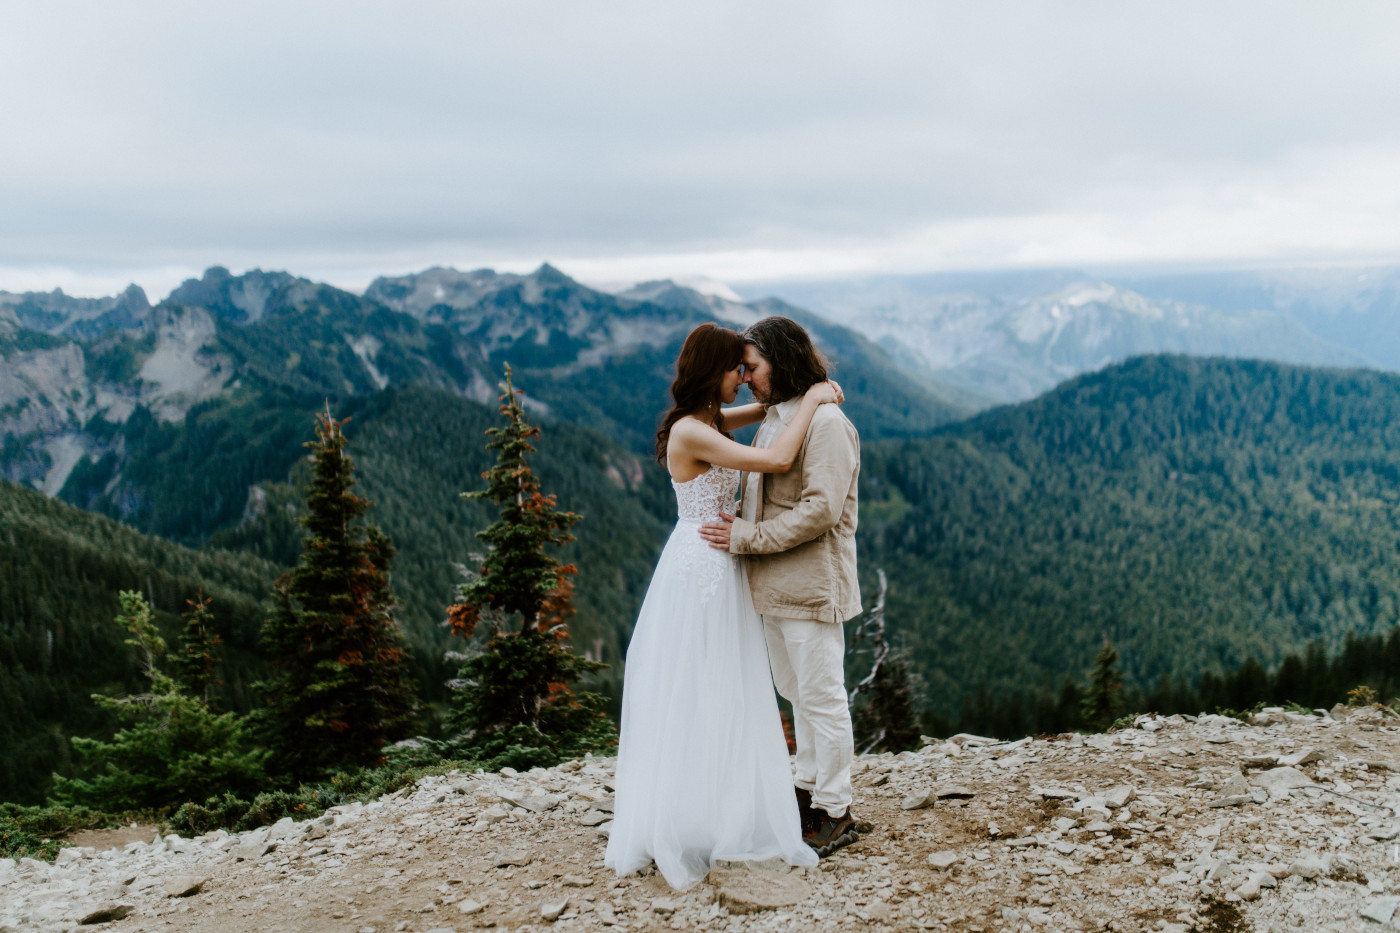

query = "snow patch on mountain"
[672,276,745,303]
[777,277,1370,405]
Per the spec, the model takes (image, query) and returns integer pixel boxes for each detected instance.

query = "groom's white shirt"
[740,397,801,522]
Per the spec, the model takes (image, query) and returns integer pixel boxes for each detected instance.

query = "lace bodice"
[672,465,740,522]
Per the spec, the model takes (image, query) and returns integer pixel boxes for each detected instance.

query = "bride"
[604,322,841,890]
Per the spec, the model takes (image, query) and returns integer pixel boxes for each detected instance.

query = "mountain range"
[743,266,1398,405]
[0,265,965,499]
[7,263,1400,804]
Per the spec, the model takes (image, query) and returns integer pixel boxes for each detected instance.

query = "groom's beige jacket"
[730,400,861,623]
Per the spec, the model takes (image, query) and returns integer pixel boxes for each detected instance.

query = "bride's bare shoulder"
[670,415,717,438]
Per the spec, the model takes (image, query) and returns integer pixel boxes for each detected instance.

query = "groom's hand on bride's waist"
[699,512,734,550]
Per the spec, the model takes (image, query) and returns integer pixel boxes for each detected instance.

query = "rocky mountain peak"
[531,262,574,286]
[620,280,760,327]
[166,267,314,324]
[0,282,151,339]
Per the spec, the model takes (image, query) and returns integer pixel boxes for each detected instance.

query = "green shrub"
[0,804,134,861]
[168,759,484,836]
[50,591,267,812]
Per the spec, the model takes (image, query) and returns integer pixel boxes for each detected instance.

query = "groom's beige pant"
[762,614,854,818]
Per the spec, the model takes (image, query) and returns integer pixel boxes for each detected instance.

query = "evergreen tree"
[1053,676,1084,732]
[171,589,222,704]
[256,408,417,781]
[852,657,923,753]
[1081,639,1124,732]
[49,591,265,811]
[443,366,614,768]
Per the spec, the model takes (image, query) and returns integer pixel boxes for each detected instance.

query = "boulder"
[900,790,935,810]
[494,848,532,868]
[1289,853,1330,879]
[936,784,976,800]
[1361,897,1400,925]
[1031,786,1078,801]
[161,875,206,898]
[1102,785,1136,809]
[710,868,812,913]
[713,856,788,872]
[949,733,999,747]
[80,904,134,925]
[1250,766,1314,799]
[1206,795,1254,808]
[232,840,276,861]
[927,851,961,870]
[480,806,510,824]
[1217,774,1251,797]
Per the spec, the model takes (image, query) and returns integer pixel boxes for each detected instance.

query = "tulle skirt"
[604,519,818,890]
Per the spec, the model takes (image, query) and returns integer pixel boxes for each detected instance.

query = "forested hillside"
[0,385,673,804]
[56,383,674,677]
[858,355,1400,727]
[0,481,276,803]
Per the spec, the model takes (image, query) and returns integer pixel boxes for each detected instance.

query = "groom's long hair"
[655,322,745,468]
[743,316,829,404]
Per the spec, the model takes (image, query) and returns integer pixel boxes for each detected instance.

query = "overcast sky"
[3,1,1400,298]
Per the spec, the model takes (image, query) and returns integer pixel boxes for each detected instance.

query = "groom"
[699,315,863,857]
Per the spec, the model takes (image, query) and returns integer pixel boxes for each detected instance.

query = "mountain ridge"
[742,270,1381,405]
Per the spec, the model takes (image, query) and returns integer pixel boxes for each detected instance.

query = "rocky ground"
[5,706,1400,933]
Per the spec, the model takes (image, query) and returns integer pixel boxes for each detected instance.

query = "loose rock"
[161,874,206,898]
[927,851,960,869]
[710,868,812,913]
[80,904,135,924]
[493,848,532,867]
[1361,896,1400,925]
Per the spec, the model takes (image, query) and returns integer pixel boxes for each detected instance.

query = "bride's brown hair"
[655,322,745,467]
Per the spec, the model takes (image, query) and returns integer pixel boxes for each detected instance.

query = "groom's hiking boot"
[804,808,859,857]
[794,786,821,834]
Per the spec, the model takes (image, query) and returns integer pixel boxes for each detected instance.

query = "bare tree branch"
[848,569,889,706]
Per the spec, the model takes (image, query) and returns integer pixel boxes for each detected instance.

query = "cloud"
[3,1,1400,296]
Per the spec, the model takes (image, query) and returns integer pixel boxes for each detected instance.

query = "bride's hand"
[805,379,844,405]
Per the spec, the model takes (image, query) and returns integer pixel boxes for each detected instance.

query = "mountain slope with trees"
[0,481,276,804]
[857,355,1400,729]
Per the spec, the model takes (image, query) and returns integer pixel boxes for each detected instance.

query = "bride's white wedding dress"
[604,464,819,890]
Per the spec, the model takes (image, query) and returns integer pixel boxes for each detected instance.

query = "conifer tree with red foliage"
[443,366,614,768]
[256,407,418,781]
